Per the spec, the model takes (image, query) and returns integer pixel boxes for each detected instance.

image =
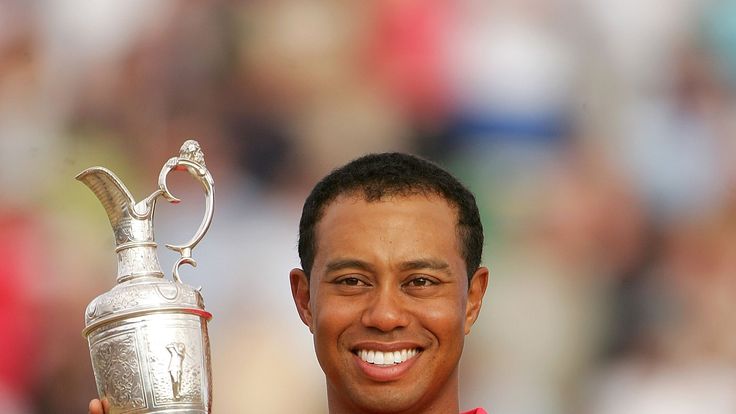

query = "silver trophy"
[78,140,214,413]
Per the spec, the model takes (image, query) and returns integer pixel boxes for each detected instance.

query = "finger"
[101,398,111,414]
[88,399,102,414]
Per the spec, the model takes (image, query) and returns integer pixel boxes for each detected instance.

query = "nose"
[360,286,410,332]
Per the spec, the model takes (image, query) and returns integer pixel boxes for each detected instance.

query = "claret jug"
[78,140,214,414]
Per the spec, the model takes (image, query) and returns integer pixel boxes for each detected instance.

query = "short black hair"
[298,152,484,280]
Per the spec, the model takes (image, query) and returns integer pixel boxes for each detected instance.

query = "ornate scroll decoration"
[92,334,146,411]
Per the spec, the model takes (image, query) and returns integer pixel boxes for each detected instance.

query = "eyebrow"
[325,259,376,273]
[398,259,451,274]
[325,258,451,275]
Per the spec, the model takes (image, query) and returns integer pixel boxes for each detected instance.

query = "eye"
[334,276,368,287]
[404,276,437,288]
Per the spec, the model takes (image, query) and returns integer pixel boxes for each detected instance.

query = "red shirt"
[461,409,488,414]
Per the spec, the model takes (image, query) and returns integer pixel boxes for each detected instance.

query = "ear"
[464,266,489,335]
[290,268,314,332]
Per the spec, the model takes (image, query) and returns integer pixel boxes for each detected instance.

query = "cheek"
[416,296,467,337]
[312,295,362,377]
[313,294,359,341]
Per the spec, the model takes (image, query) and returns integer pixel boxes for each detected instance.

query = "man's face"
[291,194,488,414]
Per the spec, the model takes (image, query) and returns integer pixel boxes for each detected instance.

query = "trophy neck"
[113,214,164,283]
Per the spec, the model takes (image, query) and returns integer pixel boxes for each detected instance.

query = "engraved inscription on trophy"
[167,343,186,399]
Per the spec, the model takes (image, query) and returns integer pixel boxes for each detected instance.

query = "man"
[90,152,489,414]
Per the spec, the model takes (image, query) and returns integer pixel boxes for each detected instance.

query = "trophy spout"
[77,167,165,282]
[76,167,137,236]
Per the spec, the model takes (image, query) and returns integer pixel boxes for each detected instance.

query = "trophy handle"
[156,140,215,283]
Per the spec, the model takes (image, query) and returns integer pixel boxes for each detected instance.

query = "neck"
[328,398,459,414]
[326,373,460,414]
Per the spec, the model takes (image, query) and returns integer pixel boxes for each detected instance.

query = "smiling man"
[289,153,489,414]
[89,152,488,414]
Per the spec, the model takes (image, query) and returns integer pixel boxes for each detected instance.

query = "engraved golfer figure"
[166,343,186,399]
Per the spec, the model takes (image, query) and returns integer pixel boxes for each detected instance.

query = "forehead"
[319,192,457,225]
[313,193,462,260]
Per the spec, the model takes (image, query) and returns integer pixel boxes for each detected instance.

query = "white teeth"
[374,352,385,364]
[385,352,395,364]
[357,348,420,365]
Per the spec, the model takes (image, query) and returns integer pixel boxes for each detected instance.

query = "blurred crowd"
[1,1,736,413]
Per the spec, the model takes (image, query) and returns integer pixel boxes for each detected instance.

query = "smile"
[355,348,420,365]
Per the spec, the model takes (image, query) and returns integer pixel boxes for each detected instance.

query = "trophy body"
[78,141,214,413]
[84,281,212,413]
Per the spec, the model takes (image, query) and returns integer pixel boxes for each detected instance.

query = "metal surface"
[78,140,214,413]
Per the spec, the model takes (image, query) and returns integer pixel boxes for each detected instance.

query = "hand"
[88,398,109,414]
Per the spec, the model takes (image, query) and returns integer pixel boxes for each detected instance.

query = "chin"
[335,383,427,414]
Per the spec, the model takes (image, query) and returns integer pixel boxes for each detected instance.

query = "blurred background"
[1,0,736,413]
